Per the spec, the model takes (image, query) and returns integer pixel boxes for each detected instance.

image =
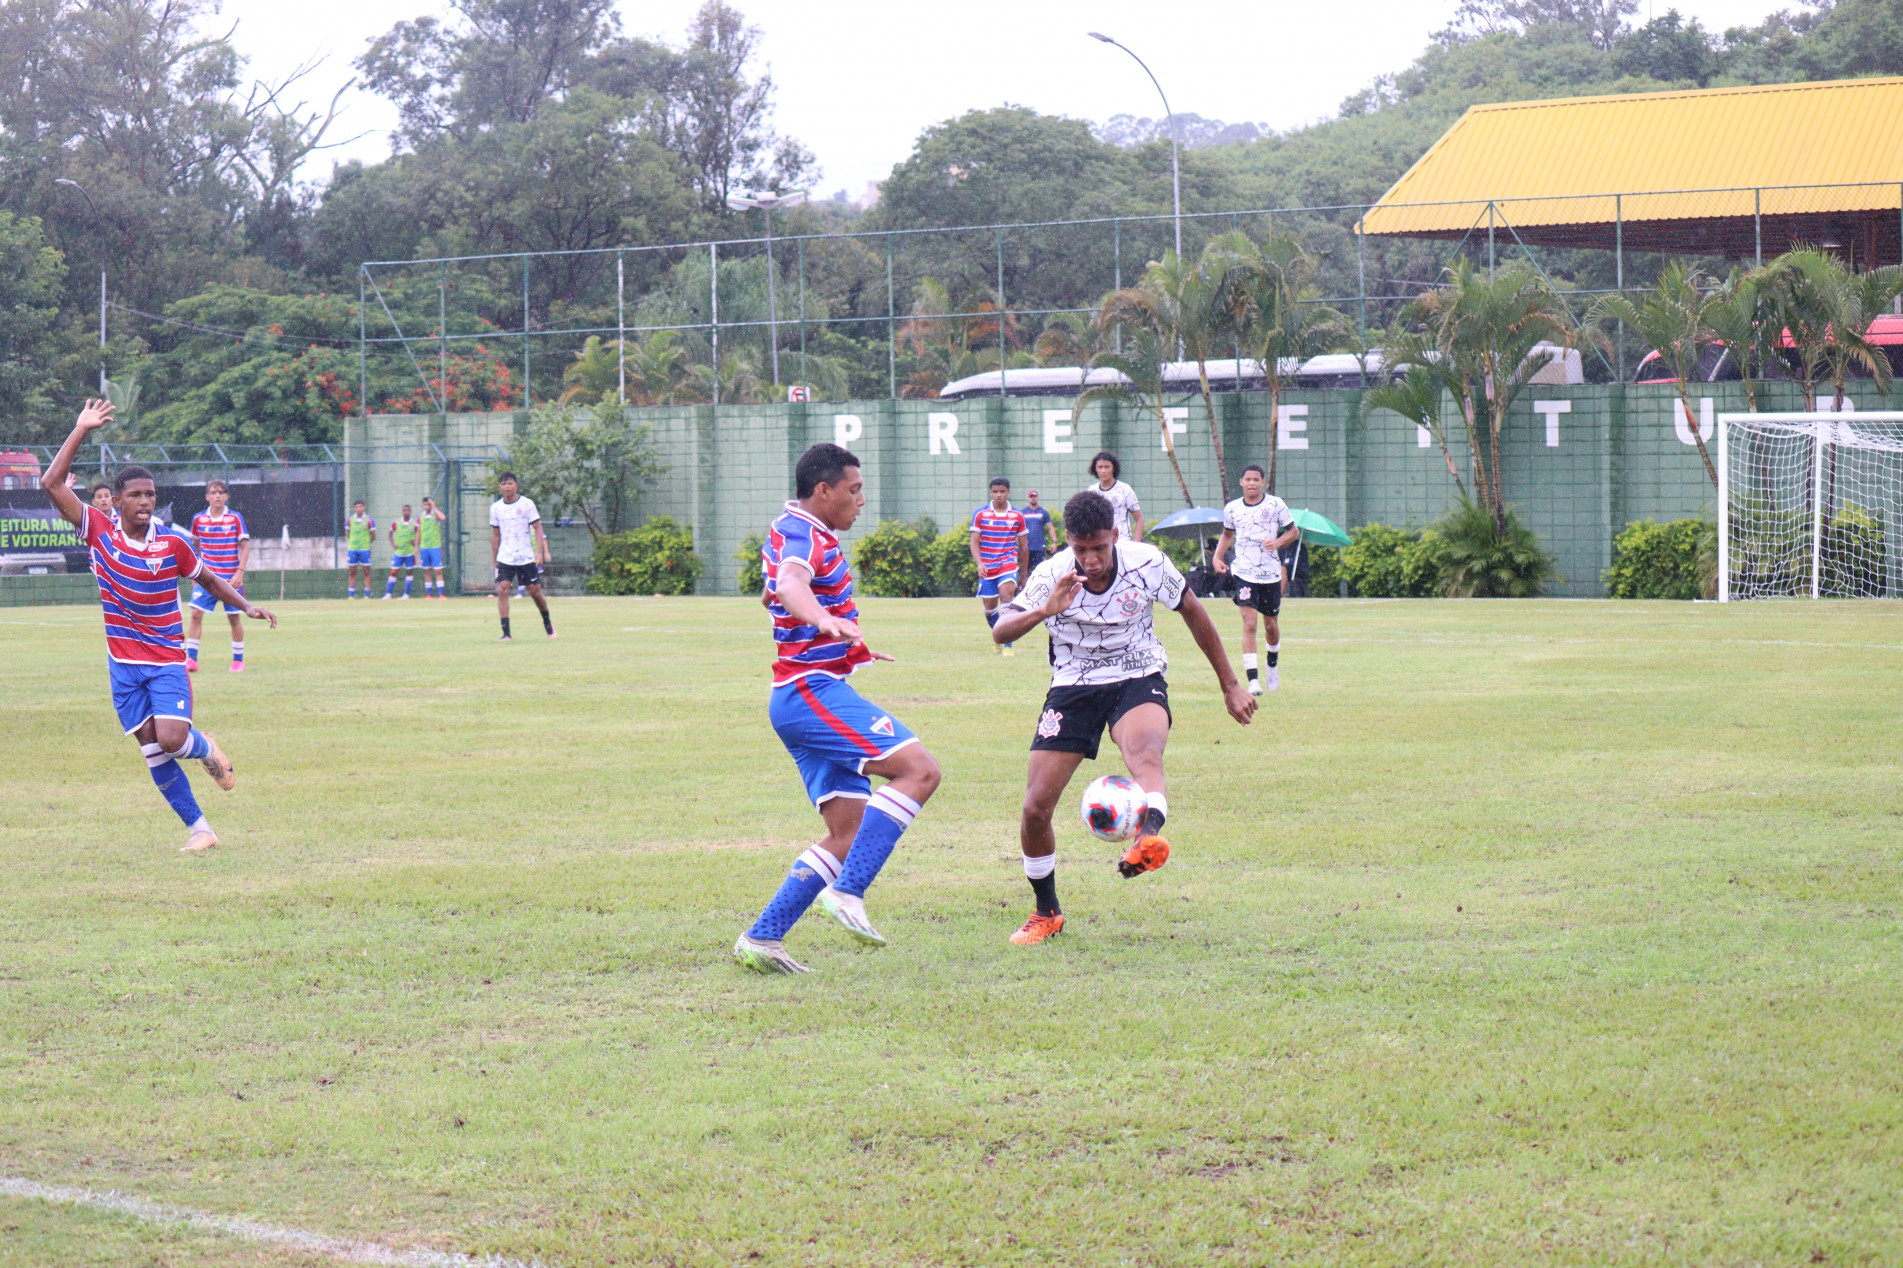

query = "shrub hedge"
[1605,517,1715,600]
[586,516,703,595]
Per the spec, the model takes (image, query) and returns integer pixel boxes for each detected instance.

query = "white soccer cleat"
[1247,678,1263,697]
[1264,667,1279,692]
[733,933,810,974]
[819,887,887,947]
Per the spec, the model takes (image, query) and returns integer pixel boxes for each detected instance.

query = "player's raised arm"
[41,399,114,526]
[1173,588,1254,724]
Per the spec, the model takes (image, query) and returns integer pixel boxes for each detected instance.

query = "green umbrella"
[1290,508,1351,548]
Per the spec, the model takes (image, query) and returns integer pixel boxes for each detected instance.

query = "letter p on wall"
[833,415,862,446]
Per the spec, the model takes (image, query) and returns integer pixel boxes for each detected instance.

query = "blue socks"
[142,743,204,829]
[403,575,413,596]
[834,787,921,897]
[748,846,841,941]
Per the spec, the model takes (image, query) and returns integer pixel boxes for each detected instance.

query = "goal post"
[1718,412,1903,601]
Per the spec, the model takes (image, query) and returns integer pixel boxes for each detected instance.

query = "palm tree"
[1132,248,1232,494]
[896,277,1025,398]
[1415,259,1578,530]
[560,335,620,405]
[1362,347,1468,501]
[1775,248,1902,411]
[622,330,697,406]
[1589,261,1720,487]
[1701,265,1780,414]
[1077,294,1195,509]
[1211,230,1347,494]
[1033,312,1105,367]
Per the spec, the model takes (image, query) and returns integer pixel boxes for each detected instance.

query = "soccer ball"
[1080,774,1147,842]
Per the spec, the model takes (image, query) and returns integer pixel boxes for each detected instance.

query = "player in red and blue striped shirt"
[969,477,1029,655]
[186,479,251,673]
[734,444,943,975]
[40,400,277,854]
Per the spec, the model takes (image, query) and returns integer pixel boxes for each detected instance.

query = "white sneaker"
[819,887,887,947]
[379,593,392,600]
[1264,666,1280,692]
[399,593,411,600]
[1247,678,1263,697]
[733,933,810,974]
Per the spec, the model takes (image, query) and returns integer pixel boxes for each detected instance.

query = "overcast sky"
[221,0,1801,199]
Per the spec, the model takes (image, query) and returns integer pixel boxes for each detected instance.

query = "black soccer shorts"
[1030,673,1172,761]
[495,560,541,587]
[1231,577,1282,617]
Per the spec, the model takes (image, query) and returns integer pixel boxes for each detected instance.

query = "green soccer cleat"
[733,933,810,974]
[819,887,887,947]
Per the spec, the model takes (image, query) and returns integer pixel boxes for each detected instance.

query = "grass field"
[2,594,1900,1267]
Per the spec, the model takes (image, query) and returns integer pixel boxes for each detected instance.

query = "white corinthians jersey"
[1222,493,1294,584]
[1087,480,1141,539]
[1008,540,1188,687]
[490,496,541,565]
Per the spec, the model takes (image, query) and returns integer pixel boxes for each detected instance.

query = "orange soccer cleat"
[1009,911,1065,945]
[1117,833,1170,878]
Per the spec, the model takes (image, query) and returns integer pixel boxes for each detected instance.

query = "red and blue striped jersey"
[969,504,1027,579]
[765,502,872,686]
[188,510,248,578]
[82,505,203,665]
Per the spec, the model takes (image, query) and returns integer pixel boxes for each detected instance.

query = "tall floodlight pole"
[727,190,808,392]
[1089,33,1180,261]
[54,179,108,392]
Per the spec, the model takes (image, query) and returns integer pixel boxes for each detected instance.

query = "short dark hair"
[205,478,228,493]
[795,443,860,499]
[1241,463,1265,479]
[113,465,154,493]
[989,476,1010,490]
[497,471,519,484]
[1089,450,1120,480]
[1063,490,1114,538]
[89,482,111,497]
[353,499,365,507]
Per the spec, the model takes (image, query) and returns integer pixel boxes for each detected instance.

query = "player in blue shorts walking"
[40,399,278,853]
[970,477,1029,656]
[734,443,943,974]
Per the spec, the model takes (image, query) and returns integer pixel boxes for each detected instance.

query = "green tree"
[1212,230,1346,494]
[503,401,667,539]
[1076,308,1195,510]
[1415,259,1577,530]
[1770,248,1903,412]
[1701,265,1781,414]
[1589,261,1721,486]
[0,212,68,443]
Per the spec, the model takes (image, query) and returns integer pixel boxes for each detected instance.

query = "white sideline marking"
[0,1176,546,1268]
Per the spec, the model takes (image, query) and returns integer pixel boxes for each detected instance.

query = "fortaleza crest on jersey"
[871,715,895,736]
[1037,708,1064,738]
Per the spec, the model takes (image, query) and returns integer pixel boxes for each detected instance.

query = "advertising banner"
[0,506,86,573]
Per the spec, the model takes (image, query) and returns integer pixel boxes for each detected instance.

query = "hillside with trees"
[1,0,1901,443]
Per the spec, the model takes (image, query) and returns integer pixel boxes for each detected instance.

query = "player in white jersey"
[489,472,554,640]
[1213,464,1299,695]
[1085,450,1143,541]
[989,490,1254,945]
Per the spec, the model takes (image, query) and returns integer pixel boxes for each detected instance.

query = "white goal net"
[1719,412,1903,601]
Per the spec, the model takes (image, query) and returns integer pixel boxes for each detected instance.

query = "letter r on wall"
[928,413,961,455]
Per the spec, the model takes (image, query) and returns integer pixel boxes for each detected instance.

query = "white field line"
[0,1176,546,1268]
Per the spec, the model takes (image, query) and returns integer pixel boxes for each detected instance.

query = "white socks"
[1144,790,1169,822]
[1022,852,1056,880]
[1242,653,1258,671]
[797,845,842,887]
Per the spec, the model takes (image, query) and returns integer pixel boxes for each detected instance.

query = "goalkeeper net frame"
[1718,412,1903,601]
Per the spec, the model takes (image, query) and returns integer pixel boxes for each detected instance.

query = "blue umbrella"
[1147,506,1226,539]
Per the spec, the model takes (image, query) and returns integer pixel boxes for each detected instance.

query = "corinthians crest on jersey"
[1005,540,1188,687]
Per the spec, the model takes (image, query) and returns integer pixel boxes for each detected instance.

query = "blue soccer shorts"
[346,549,372,566]
[390,553,416,568]
[769,674,917,805]
[418,547,444,568]
[190,580,244,613]
[977,570,1019,598]
[109,660,193,735]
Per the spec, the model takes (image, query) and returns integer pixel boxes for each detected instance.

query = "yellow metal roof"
[1359,77,1903,237]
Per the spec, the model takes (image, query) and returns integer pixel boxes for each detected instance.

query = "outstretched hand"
[245,605,279,629]
[76,399,114,433]
[1223,680,1257,725]
[866,649,896,663]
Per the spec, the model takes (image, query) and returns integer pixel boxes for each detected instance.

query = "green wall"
[360,382,1832,598]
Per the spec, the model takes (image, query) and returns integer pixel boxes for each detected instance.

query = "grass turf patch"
[2,596,1900,1265]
